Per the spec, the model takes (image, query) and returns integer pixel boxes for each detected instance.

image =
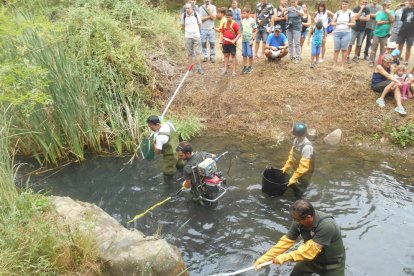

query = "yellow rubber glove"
[288,158,312,187]
[255,235,295,270]
[275,239,322,265]
[182,180,191,189]
[281,147,294,173]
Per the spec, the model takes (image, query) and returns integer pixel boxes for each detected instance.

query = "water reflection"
[28,135,414,275]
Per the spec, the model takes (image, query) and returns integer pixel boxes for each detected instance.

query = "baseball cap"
[391,49,400,56]
[273,25,282,32]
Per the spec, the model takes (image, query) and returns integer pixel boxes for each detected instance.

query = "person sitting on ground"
[373,54,406,115]
[281,122,314,198]
[176,141,215,202]
[407,67,414,98]
[377,41,398,65]
[147,115,184,183]
[255,199,346,276]
[264,25,288,63]
[241,7,257,74]
[181,3,205,75]
[220,10,241,77]
[308,21,326,68]
[394,65,411,99]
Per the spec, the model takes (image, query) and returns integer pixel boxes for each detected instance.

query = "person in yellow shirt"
[281,122,314,197]
[255,199,346,276]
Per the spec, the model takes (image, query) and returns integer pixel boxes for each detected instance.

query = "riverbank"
[173,34,414,159]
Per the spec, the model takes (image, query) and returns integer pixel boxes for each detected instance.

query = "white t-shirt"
[154,122,176,150]
[334,10,354,32]
[181,12,202,38]
[316,11,330,28]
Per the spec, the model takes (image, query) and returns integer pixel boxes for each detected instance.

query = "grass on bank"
[0,111,103,274]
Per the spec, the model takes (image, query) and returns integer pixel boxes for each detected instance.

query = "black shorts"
[372,80,392,92]
[397,33,414,47]
[222,44,236,55]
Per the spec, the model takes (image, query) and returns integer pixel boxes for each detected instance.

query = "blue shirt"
[266,33,288,47]
[312,27,325,46]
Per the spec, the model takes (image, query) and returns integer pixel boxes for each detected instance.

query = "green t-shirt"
[374,10,395,37]
[241,17,257,42]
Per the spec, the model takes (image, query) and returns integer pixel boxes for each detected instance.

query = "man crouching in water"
[176,141,215,203]
[281,122,314,197]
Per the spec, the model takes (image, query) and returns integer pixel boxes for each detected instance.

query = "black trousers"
[359,28,374,58]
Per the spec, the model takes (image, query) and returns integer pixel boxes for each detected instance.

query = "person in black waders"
[175,141,215,203]
[281,122,314,197]
[255,199,346,276]
[146,115,183,183]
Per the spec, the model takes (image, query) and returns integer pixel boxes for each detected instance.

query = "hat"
[391,49,400,57]
[273,25,282,32]
[386,41,397,49]
[383,54,393,63]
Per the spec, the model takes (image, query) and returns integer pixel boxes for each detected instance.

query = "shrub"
[389,122,414,147]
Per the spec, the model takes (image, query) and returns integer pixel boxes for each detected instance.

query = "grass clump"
[389,122,414,147]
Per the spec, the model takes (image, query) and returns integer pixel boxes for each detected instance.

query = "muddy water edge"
[27,134,414,276]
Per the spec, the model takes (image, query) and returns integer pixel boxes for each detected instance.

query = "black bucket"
[262,168,289,196]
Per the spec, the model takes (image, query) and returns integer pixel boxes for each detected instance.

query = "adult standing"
[181,4,205,75]
[229,0,241,26]
[346,0,370,63]
[285,0,304,63]
[373,54,406,115]
[315,3,335,62]
[255,199,346,276]
[300,3,312,49]
[389,2,408,42]
[332,0,355,67]
[280,122,314,198]
[265,25,289,63]
[359,0,382,60]
[199,0,217,63]
[180,0,199,15]
[397,0,414,65]
[255,0,274,58]
[272,0,288,34]
[369,0,395,67]
[146,116,183,183]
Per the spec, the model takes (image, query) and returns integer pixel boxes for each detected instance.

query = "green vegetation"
[389,122,414,147]
[1,0,200,165]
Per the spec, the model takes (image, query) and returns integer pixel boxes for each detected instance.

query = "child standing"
[308,21,326,68]
[241,7,257,74]
[221,10,241,76]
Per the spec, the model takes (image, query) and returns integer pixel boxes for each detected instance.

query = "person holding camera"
[284,0,304,63]
[255,0,274,59]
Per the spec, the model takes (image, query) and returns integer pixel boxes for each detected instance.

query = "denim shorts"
[256,27,269,43]
[312,44,321,56]
[350,29,365,46]
[242,41,253,57]
[334,31,351,51]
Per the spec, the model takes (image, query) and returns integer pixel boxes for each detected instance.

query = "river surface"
[29,135,414,276]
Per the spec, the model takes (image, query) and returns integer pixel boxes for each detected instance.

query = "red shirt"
[221,20,240,45]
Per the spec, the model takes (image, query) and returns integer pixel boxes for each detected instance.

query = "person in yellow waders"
[147,115,183,183]
[255,199,346,276]
[281,122,314,197]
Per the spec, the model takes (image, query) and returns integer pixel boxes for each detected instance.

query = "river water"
[30,135,414,276]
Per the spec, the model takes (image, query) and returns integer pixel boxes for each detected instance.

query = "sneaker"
[231,72,237,77]
[198,67,205,75]
[210,57,215,63]
[242,67,247,74]
[376,98,385,108]
[394,106,407,115]
[352,56,359,63]
[363,56,370,61]
[310,63,315,69]
[294,58,299,64]
[203,57,208,62]
[221,69,227,76]
[290,57,295,62]
[246,66,253,73]
[346,57,351,64]
[369,61,374,67]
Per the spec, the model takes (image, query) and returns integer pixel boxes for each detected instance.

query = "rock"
[51,196,187,276]
[307,128,317,141]
[323,129,342,146]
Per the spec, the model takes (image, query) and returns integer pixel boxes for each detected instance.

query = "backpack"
[222,20,237,36]
[335,10,352,23]
[183,10,199,22]
[327,18,333,34]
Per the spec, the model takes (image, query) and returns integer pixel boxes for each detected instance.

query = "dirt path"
[171,35,414,156]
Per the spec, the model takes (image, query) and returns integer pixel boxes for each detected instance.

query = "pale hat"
[386,41,398,49]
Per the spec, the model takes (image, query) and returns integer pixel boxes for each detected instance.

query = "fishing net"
[140,138,155,161]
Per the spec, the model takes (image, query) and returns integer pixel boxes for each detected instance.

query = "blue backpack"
[327,17,333,34]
